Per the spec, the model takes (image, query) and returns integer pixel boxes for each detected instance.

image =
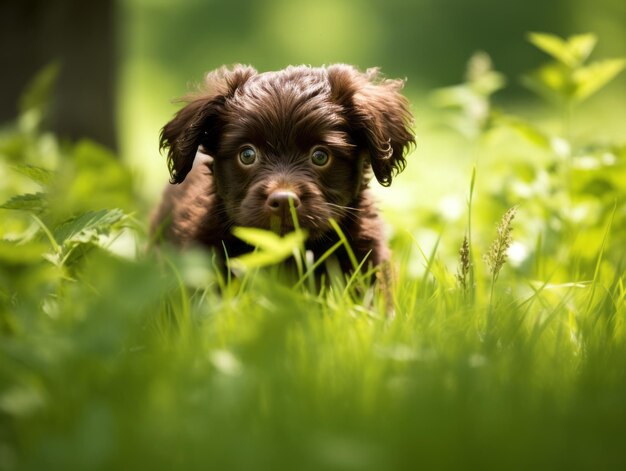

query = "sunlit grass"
[2,235,624,469]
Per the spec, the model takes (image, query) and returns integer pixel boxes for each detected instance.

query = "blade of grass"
[294,240,343,290]
[30,213,61,262]
[162,255,191,332]
[406,230,442,290]
[342,251,372,299]
[329,219,358,270]
[468,165,476,299]
[585,202,616,317]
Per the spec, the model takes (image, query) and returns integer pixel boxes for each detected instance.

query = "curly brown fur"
[153,64,414,280]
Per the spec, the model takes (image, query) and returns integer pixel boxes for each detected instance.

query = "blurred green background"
[3,0,625,200]
[115,0,626,199]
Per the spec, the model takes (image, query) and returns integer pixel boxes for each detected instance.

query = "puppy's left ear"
[328,65,415,186]
[160,65,257,183]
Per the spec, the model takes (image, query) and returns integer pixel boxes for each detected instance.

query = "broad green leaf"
[522,63,571,103]
[59,241,101,267]
[231,227,307,270]
[527,32,577,67]
[230,250,293,271]
[497,116,551,149]
[19,62,60,114]
[232,227,287,253]
[11,164,54,186]
[281,229,308,250]
[568,33,597,65]
[232,227,307,253]
[53,209,125,246]
[0,193,47,212]
[573,59,626,102]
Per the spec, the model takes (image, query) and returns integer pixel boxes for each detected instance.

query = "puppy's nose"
[267,190,301,215]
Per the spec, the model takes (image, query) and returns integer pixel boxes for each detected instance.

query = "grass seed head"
[484,206,518,281]
[456,235,471,290]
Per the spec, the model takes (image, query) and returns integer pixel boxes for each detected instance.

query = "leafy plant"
[524,32,625,108]
[431,51,506,139]
[230,226,308,272]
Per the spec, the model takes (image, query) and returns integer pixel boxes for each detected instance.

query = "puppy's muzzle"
[266,190,301,222]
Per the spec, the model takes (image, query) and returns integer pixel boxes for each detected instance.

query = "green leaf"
[232,227,287,253]
[53,209,126,246]
[0,193,47,212]
[11,164,54,186]
[281,230,308,251]
[19,62,60,114]
[573,59,626,102]
[568,34,597,65]
[497,116,552,149]
[231,227,308,271]
[230,250,291,271]
[522,63,572,103]
[527,32,577,67]
[469,165,476,199]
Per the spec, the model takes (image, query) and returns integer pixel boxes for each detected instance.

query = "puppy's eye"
[239,146,257,165]
[311,149,330,166]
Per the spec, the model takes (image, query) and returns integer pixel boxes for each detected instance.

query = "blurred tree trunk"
[0,0,118,151]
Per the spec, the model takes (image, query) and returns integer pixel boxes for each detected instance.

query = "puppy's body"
[153,65,414,276]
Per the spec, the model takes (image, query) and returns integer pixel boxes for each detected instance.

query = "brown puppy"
[152,64,414,277]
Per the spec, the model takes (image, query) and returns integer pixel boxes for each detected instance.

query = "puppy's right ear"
[159,65,256,183]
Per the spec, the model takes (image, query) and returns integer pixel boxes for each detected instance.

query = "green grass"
[1,33,626,470]
[1,237,625,469]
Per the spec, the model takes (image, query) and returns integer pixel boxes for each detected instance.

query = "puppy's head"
[160,64,414,238]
